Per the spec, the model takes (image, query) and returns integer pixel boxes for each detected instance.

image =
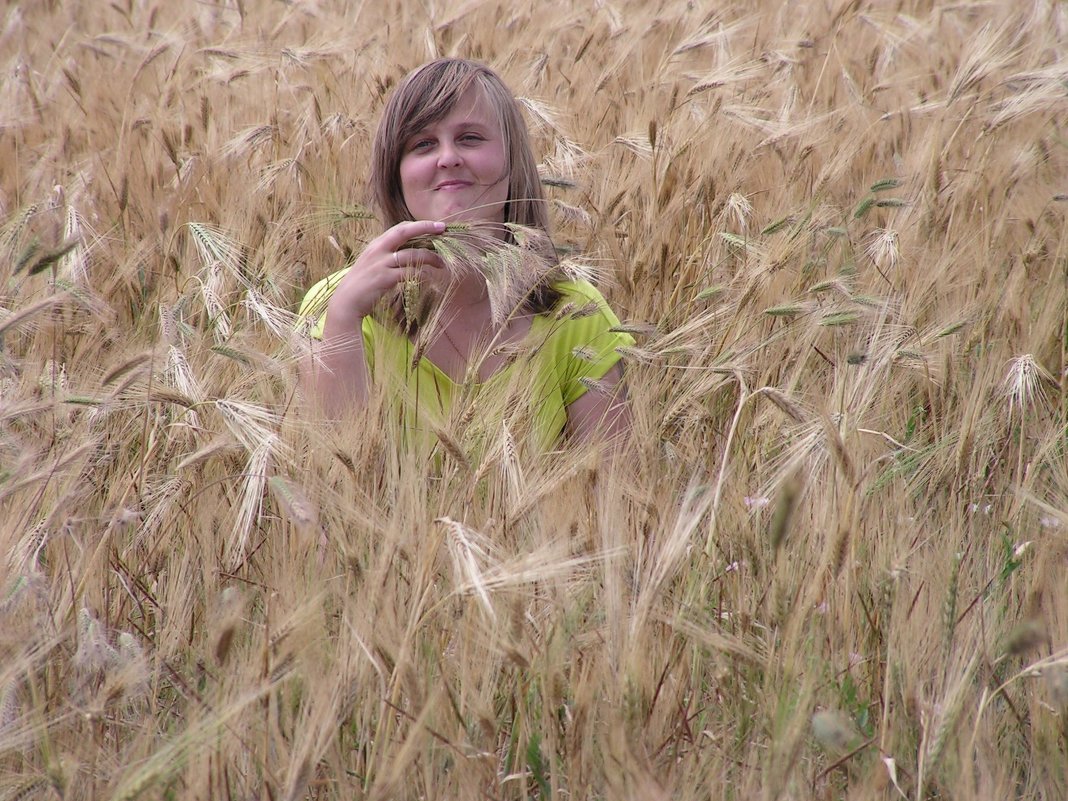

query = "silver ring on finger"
[392,251,400,268]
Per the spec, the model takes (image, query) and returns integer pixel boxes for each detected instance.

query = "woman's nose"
[437,140,462,167]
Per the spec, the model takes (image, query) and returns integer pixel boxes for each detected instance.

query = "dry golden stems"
[0,0,1065,798]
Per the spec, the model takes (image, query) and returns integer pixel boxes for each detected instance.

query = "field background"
[2,0,1067,798]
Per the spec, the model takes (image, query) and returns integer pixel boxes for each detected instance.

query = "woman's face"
[398,87,509,226]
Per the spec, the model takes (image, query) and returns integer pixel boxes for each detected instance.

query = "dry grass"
[2,0,1067,798]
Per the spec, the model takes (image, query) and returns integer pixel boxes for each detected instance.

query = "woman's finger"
[391,247,446,271]
[379,219,446,251]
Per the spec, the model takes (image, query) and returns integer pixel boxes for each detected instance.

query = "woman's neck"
[440,273,494,326]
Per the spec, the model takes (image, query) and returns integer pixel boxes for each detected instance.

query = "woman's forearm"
[303,310,372,416]
[299,220,449,416]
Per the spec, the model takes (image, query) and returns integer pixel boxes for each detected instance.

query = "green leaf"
[14,239,40,273]
[541,176,578,188]
[526,733,551,798]
[25,239,80,275]
[998,531,1023,584]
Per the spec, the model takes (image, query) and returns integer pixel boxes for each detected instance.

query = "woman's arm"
[564,362,630,444]
[300,220,447,415]
[302,306,373,416]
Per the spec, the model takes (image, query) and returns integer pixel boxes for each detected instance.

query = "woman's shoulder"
[297,266,353,320]
[538,278,630,346]
[550,278,607,301]
[546,279,623,320]
[548,278,620,313]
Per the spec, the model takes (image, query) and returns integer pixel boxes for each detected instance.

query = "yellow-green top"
[297,272,634,450]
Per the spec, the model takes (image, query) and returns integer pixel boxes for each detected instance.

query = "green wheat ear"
[402,274,421,329]
[325,204,375,227]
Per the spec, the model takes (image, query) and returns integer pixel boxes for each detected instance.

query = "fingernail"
[432,221,446,232]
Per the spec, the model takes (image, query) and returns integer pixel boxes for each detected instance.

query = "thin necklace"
[442,326,466,358]
[440,306,494,359]
[442,325,485,367]
[440,325,484,383]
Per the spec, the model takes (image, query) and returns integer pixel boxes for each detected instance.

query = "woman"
[299,58,632,448]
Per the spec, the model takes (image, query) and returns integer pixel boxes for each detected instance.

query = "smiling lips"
[435,180,473,191]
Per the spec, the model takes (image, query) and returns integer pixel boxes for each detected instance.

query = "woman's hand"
[303,220,448,415]
[326,219,448,322]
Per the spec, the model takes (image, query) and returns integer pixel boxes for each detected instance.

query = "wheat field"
[1,0,1066,798]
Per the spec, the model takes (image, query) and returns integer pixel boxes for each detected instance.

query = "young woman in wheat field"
[299,58,632,449]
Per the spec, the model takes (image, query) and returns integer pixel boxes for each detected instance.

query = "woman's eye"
[459,133,484,144]
[410,139,434,151]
